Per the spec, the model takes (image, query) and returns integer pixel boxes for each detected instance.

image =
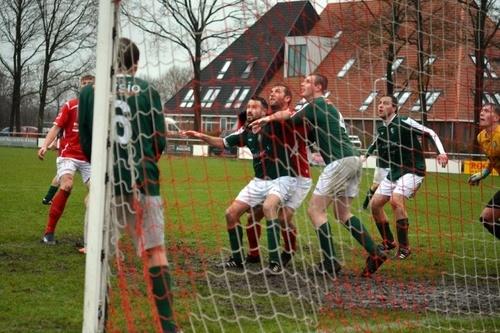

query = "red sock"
[246,218,261,257]
[45,189,71,234]
[282,227,296,253]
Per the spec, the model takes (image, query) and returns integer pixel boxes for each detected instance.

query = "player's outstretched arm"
[182,130,224,149]
[38,125,61,160]
[250,110,292,133]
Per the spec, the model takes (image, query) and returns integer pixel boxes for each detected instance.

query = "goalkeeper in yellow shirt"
[468,103,500,239]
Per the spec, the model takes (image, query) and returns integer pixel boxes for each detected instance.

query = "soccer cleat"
[315,259,342,278]
[42,198,52,205]
[280,251,293,268]
[361,251,387,278]
[41,233,56,245]
[376,240,397,253]
[395,247,411,260]
[216,257,243,269]
[267,261,283,275]
[245,255,261,264]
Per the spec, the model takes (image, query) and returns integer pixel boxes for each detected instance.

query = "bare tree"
[145,66,192,102]
[0,0,42,132]
[34,0,97,132]
[464,0,500,144]
[124,0,244,131]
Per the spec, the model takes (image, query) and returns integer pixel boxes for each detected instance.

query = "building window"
[202,117,219,132]
[470,55,498,79]
[410,91,441,112]
[424,55,437,66]
[287,44,307,77]
[225,86,251,109]
[483,92,500,105]
[332,30,343,48]
[337,58,355,78]
[394,91,412,107]
[180,89,194,108]
[217,59,232,79]
[358,92,378,112]
[201,87,221,108]
[391,57,404,73]
[241,59,256,79]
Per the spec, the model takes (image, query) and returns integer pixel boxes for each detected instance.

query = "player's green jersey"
[291,97,357,165]
[79,74,166,196]
[224,123,291,179]
[365,138,390,168]
[374,114,445,181]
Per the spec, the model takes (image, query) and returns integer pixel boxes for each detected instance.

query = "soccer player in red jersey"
[38,74,95,245]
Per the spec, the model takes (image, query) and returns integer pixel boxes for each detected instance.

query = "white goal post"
[82,0,119,332]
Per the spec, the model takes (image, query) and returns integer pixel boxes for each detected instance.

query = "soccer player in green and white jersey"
[183,96,297,274]
[252,74,386,278]
[369,95,448,260]
[79,38,177,333]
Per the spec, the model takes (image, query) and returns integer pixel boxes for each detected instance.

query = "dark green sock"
[396,218,410,248]
[376,221,395,243]
[228,225,244,263]
[345,216,377,255]
[44,185,59,201]
[149,266,176,333]
[266,219,280,263]
[317,222,336,261]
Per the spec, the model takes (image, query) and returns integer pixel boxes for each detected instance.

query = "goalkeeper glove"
[468,168,491,186]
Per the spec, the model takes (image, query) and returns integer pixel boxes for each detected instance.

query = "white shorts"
[375,173,424,199]
[373,167,390,185]
[56,157,91,183]
[285,176,312,210]
[314,156,361,198]
[236,176,297,208]
[113,195,165,255]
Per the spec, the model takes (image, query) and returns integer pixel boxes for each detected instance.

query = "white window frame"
[337,58,355,78]
[180,89,194,108]
[225,87,241,108]
[201,87,221,108]
[217,59,232,79]
[424,55,437,66]
[241,59,256,79]
[358,92,378,112]
[233,87,251,109]
[287,44,307,77]
[470,55,498,79]
[394,91,412,107]
[391,57,404,73]
[410,91,441,112]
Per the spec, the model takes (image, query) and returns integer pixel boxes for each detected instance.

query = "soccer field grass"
[0,146,498,332]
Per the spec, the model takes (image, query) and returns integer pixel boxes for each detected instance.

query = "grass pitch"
[0,147,498,332]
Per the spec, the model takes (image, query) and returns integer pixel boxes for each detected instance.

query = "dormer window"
[217,59,232,79]
[225,87,251,109]
[180,89,194,108]
[241,59,256,79]
[394,91,412,107]
[337,58,355,78]
[424,55,437,66]
[201,87,221,108]
[358,92,378,112]
[470,55,498,79]
[410,91,441,112]
[287,44,307,77]
[391,57,404,73]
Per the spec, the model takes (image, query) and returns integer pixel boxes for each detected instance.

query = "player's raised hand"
[437,154,448,167]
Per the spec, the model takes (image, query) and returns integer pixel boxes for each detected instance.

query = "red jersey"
[54,98,87,161]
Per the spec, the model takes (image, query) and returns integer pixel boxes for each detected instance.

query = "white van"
[164,117,181,134]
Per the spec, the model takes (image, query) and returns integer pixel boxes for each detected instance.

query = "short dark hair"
[80,74,95,82]
[484,103,500,117]
[312,74,328,93]
[273,83,292,99]
[250,95,268,110]
[382,95,398,111]
[118,38,140,70]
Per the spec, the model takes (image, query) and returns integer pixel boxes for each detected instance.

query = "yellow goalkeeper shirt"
[477,124,500,174]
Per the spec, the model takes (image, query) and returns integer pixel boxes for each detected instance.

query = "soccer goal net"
[84,0,500,332]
